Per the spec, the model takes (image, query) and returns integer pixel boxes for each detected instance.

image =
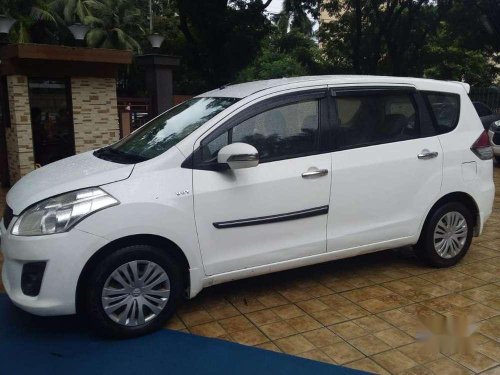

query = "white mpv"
[0,76,495,337]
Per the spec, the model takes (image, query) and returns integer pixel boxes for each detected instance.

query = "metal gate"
[469,87,500,113]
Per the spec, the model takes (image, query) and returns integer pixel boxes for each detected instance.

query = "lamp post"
[0,15,16,46]
[147,0,165,50]
[138,0,177,117]
[148,33,165,49]
[68,23,89,47]
[0,15,15,34]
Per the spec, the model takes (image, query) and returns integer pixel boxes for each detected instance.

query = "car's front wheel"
[83,245,184,338]
[414,202,474,267]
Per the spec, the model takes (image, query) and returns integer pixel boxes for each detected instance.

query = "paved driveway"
[1,167,499,374]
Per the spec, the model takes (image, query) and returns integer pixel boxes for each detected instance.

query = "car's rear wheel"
[83,245,184,338]
[414,202,473,267]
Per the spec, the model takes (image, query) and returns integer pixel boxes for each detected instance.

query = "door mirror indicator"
[217,143,259,169]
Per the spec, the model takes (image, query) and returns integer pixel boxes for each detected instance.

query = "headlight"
[491,120,500,131]
[12,188,119,236]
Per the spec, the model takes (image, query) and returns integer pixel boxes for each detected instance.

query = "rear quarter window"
[423,92,460,134]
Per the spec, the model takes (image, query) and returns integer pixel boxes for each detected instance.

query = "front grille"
[3,205,13,229]
[493,133,500,145]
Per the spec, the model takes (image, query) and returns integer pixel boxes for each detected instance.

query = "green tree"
[320,0,380,74]
[237,27,330,82]
[237,40,307,81]
[468,0,500,52]
[174,0,273,90]
[320,0,458,76]
[423,43,496,85]
[0,0,58,43]
[277,0,318,36]
[367,0,451,76]
[84,0,144,51]
[50,0,90,24]
[238,0,328,82]
[320,0,450,76]
[319,0,499,84]
[422,0,499,84]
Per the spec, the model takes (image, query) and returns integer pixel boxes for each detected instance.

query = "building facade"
[0,44,132,186]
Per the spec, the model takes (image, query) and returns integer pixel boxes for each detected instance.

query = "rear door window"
[423,92,460,134]
[333,92,420,150]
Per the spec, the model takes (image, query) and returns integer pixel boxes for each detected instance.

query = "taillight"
[471,130,493,160]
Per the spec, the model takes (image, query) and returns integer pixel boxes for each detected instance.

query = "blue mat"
[0,294,366,374]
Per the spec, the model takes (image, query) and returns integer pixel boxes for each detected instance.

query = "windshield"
[95,97,238,163]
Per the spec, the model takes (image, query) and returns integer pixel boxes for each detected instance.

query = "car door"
[327,87,443,252]
[190,89,332,275]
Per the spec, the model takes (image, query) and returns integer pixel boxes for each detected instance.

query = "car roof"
[198,75,470,99]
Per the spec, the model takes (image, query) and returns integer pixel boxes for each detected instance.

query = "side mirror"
[217,143,259,170]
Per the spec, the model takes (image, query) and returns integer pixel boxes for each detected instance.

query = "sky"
[265,0,319,32]
[267,0,284,15]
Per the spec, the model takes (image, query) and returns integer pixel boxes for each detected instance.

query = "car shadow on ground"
[194,246,425,301]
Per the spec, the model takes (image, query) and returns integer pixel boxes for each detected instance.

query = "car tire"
[414,202,473,268]
[83,245,184,338]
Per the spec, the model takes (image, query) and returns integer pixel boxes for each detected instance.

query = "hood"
[7,151,134,214]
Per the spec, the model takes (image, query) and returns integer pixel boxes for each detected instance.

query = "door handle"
[302,169,328,178]
[417,150,439,160]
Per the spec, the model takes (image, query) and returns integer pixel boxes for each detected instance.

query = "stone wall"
[71,77,120,154]
[5,75,35,184]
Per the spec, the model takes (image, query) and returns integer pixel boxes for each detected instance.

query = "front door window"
[28,78,75,167]
[202,100,320,162]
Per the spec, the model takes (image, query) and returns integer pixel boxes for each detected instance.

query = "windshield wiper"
[94,147,148,164]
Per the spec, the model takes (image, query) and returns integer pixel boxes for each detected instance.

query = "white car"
[488,120,500,162]
[0,76,495,337]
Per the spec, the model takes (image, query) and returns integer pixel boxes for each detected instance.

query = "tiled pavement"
[1,167,499,374]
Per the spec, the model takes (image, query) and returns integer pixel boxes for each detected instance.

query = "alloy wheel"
[433,211,468,259]
[101,260,171,326]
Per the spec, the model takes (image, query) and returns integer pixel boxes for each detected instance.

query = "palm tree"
[0,0,58,43]
[50,0,90,24]
[83,0,144,52]
[277,0,315,36]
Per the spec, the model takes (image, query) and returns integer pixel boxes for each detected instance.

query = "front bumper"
[0,219,108,316]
